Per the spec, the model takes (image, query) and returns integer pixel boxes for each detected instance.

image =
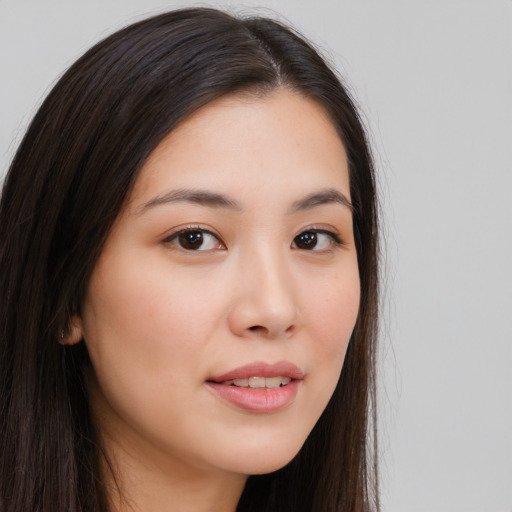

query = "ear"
[60,313,83,345]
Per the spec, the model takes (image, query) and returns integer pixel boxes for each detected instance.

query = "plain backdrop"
[1,1,511,511]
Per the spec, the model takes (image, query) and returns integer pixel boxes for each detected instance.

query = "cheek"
[84,255,215,348]
[303,267,361,364]
[80,254,223,405]
[79,255,230,455]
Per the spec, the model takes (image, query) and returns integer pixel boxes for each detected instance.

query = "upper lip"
[208,361,304,383]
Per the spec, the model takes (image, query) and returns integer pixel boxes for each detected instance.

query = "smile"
[206,361,303,413]
[219,376,291,388]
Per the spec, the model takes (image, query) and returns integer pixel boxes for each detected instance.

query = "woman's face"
[74,89,360,479]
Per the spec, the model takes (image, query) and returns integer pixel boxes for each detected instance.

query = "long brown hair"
[0,8,379,512]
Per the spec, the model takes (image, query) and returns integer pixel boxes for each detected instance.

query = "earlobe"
[59,314,84,345]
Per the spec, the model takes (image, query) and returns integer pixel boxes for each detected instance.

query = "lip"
[206,361,304,413]
[208,360,304,383]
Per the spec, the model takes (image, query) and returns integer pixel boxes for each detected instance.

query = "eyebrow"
[288,188,353,213]
[137,188,242,214]
[137,186,352,215]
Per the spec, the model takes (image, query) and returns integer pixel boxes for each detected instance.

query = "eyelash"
[163,226,344,253]
[163,226,225,252]
[291,228,344,252]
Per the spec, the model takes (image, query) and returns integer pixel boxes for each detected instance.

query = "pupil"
[179,231,203,249]
[296,232,317,249]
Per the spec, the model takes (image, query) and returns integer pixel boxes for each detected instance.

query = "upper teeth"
[222,376,291,389]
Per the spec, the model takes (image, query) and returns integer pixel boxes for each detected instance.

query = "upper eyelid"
[295,226,343,241]
[292,229,343,248]
[164,227,226,252]
[295,223,341,234]
[163,225,221,241]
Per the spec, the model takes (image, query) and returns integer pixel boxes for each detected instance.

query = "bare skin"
[67,88,360,511]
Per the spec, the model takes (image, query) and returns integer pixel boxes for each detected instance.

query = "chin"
[248,458,296,475]
[235,458,296,476]
[218,438,305,476]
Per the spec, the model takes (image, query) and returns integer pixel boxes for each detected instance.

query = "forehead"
[128,88,350,209]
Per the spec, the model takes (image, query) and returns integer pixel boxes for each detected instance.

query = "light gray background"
[1,1,511,511]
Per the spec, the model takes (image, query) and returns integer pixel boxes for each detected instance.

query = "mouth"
[206,361,303,413]
[207,360,304,386]
[214,376,292,389]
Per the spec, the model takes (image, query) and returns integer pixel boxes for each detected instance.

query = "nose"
[227,249,300,339]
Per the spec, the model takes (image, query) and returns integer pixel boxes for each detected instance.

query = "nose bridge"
[230,242,299,338]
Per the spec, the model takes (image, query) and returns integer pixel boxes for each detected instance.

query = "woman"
[0,8,379,512]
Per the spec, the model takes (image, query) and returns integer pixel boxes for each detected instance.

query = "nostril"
[247,324,295,337]
[285,325,295,334]
[249,325,266,332]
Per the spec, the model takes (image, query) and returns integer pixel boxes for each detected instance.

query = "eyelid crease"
[161,224,347,254]
[295,224,344,241]
[292,227,346,252]
[162,224,220,240]
[163,225,227,251]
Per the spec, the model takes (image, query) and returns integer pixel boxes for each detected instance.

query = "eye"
[165,228,225,251]
[291,230,342,251]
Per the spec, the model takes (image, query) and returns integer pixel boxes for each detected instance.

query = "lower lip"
[206,380,301,413]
